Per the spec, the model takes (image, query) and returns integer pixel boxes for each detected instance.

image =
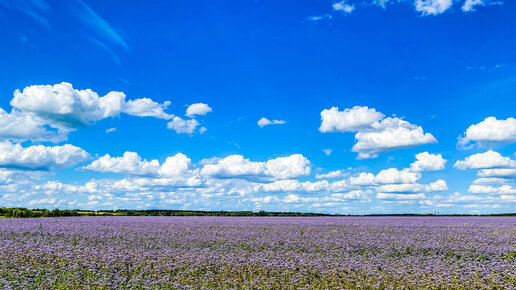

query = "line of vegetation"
[1,207,516,218]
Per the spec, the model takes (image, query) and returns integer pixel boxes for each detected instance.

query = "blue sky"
[0,0,515,214]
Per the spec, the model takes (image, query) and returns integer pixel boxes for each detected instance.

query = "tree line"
[1,207,514,218]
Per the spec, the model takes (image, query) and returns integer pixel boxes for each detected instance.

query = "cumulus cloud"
[315,169,348,179]
[186,103,212,117]
[454,150,516,170]
[332,1,355,13]
[201,154,310,180]
[123,98,173,119]
[376,168,422,184]
[83,152,195,178]
[477,168,516,178]
[319,106,384,133]
[0,108,66,142]
[0,141,89,170]
[82,152,161,175]
[458,117,516,148]
[12,82,164,126]
[414,0,453,15]
[159,153,195,177]
[349,168,422,185]
[352,117,437,159]
[257,117,286,128]
[320,106,436,159]
[2,82,173,142]
[410,152,446,171]
[167,117,201,135]
[468,184,516,195]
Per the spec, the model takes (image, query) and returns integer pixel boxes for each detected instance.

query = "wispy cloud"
[0,0,51,29]
[73,0,129,50]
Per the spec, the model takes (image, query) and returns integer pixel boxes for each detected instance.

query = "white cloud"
[468,184,516,195]
[461,0,484,12]
[353,117,437,159]
[123,98,173,119]
[320,106,436,159]
[410,152,446,171]
[256,179,329,193]
[12,82,124,127]
[306,14,333,21]
[186,103,212,117]
[477,168,516,178]
[332,1,355,13]
[376,193,426,200]
[319,106,384,133]
[201,154,310,180]
[414,0,453,15]
[454,150,516,170]
[0,108,66,142]
[4,82,172,142]
[349,168,422,185]
[458,117,516,148]
[82,152,161,175]
[0,141,89,170]
[376,179,448,193]
[315,169,348,179]
[265,154,311,179]
[106,128,116,133]
[349,172,377,185]
[83,152,195,178]
[159,153,195,177]
[375,168,422,184]
[167,116,201,134]
[257,117,286,127]
[472,177,510,185]
[322,149,332,156]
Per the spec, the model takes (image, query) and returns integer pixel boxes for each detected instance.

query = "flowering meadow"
[0,216,515,289]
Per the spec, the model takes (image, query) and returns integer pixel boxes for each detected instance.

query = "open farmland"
[1,216,515,289]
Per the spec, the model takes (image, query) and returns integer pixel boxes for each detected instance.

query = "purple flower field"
[0,217,515,289]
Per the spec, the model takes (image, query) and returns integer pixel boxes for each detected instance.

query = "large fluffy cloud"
[11,82,173,126]
[458,117,516,148]
[0,141,89,170]
[410,152,446,171]
[0,108,65,142]
[320,106,436,159]
[83,152,195,178]
[454,150,516,170]
[201,154,311,180]
[352,117,437,159]
[2,82,174,142]
[82,152,161,175]
[319,106,384,133]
